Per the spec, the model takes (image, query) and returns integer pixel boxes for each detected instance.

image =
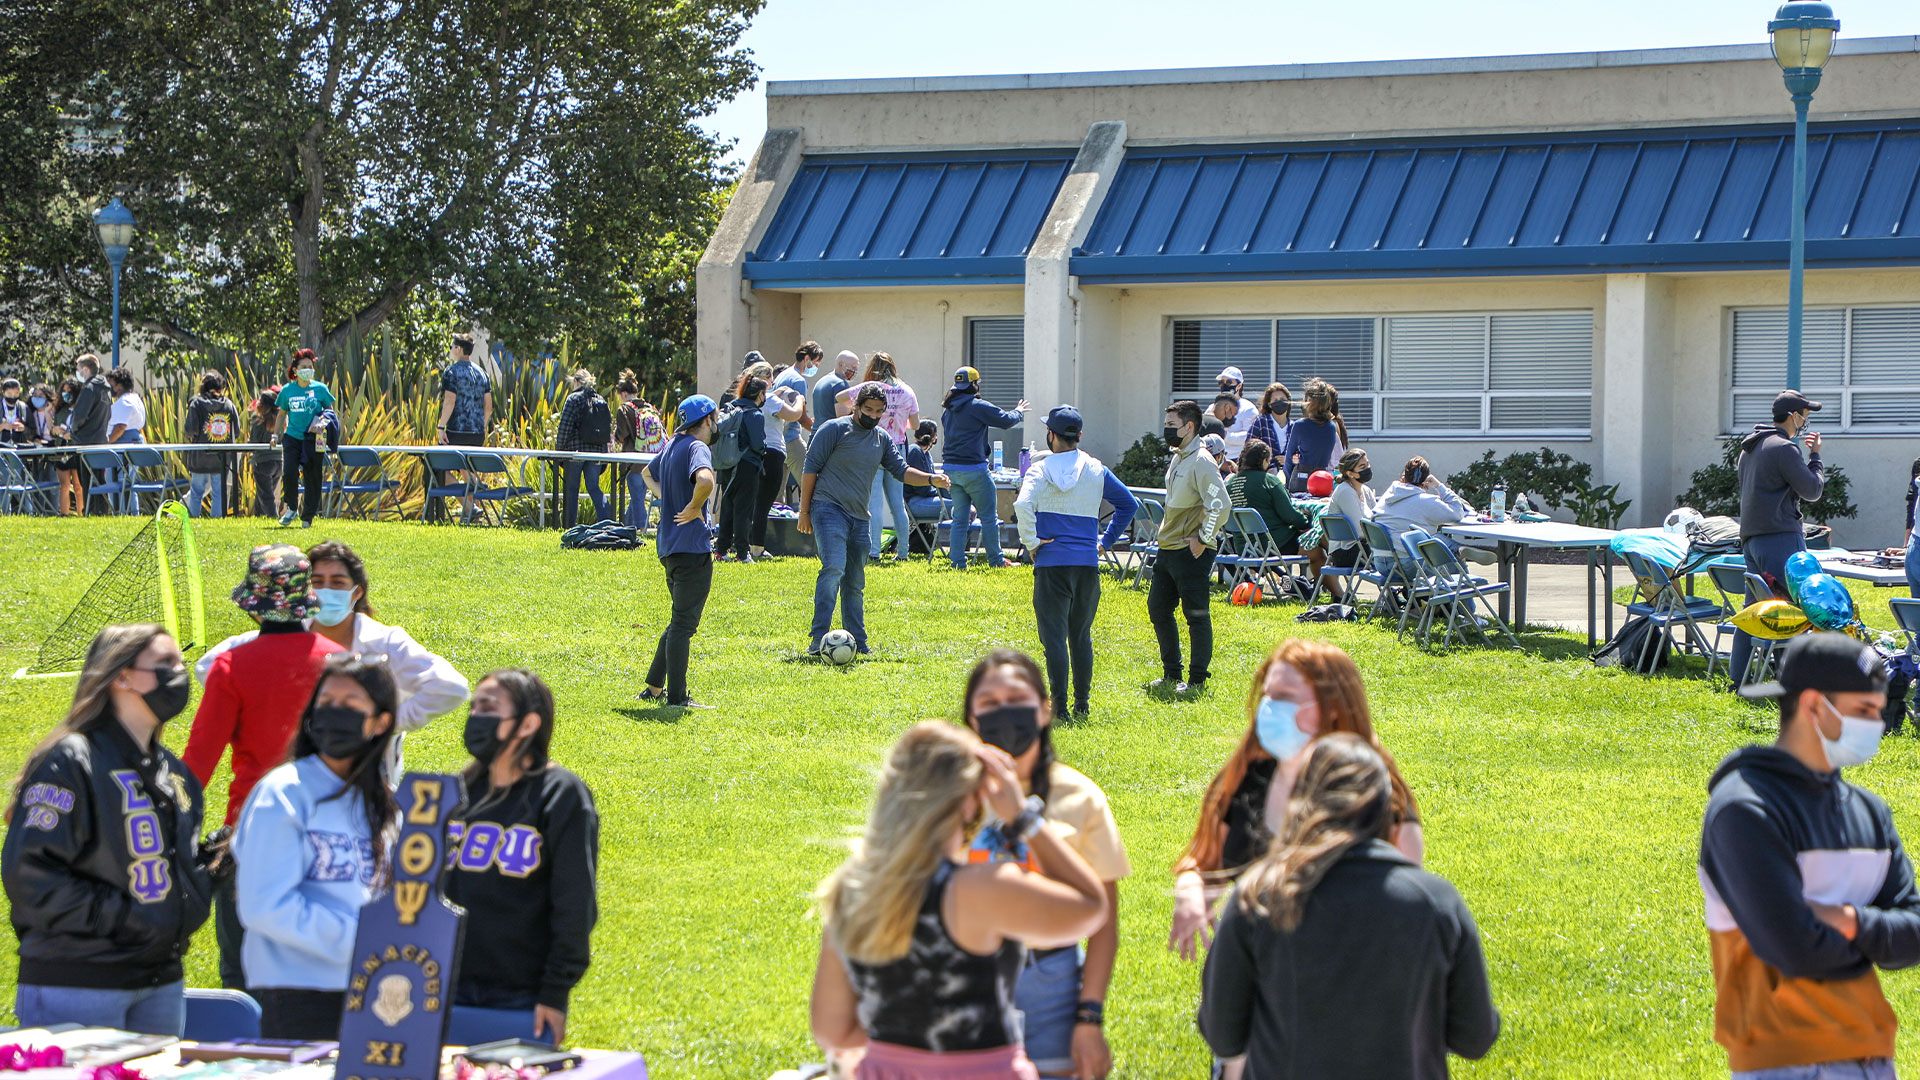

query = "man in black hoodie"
[67,353,112,511]
[1730,390,1826,687]
[1700,633,1917,1078]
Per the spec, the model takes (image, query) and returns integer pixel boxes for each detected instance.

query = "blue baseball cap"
[678,394,718,427]
[1045,405,1083,438]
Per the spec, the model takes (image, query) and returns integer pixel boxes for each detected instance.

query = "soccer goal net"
[18,501,205,678]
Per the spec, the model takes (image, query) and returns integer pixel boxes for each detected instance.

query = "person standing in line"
[782,343,821,492]
[716,376,769,563]
[797,385,949,656]
[836,353,920,562]
[1147,400,1229,697]
[0,379,27,447]
[959,650,1130,1080]
[233,653,399,1038]
[1015,406,1137,721]
[432,333,492,524]
[274,349,336,528]
[183,371,240,520]
[247,387,282,518]
[1730,390,1828,687]
[613,371,664,534]
[1200,734,1498,1079]
[940,366,1029,570]
[814,350,859,423]
[554,369,613,528]
[808,722,1109,1080]
[104,368,146,513]
[183,545,342,989]
[447,669,599,1045]
[1702,634,1917,1080]
[640,395,720,710]
[2,624,214,1035]
[50,377,87,516]
[750,370,806,559]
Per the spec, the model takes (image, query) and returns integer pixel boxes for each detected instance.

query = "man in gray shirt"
[798,385,948,655]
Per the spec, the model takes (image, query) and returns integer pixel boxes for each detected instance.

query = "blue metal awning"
[745,151,1075,286]
[1073,121,1920,282]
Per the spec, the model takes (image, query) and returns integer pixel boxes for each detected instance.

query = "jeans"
[868,467,911,559]
[1035,566,1101,715]
[112,429,143,514]
[255,988,345,1040]
[1149,544,1216,684]
[751,449,786,547]
[624,472,650,530]
[646,552,713,704]
[907,495,947,521]
[1732,1059,1896,1080]
[717,457,760,559]
[947,466,1004,568]
[1907,529,1919,599]
[216,873,246,989]
[1731,530,1808,686]
[281,436,325,522]
[810,501,869,647]
[16,980,185,1036]
[563,460,609,527]
[187,471,224,518]
[1014,947,1082,1077]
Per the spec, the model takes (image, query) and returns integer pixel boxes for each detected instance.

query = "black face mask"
[308,705,373,759]
[1163,425,1182,451]
[974,705,1041,757]
[464,710,510,765]
[1355,466,1374,483]
[854,412,880,431]
[139,668,191,723]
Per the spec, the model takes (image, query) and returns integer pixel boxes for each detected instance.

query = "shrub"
[1113,432,1171,488]
[1677,436,1856,525]
[1445,447,1594,511]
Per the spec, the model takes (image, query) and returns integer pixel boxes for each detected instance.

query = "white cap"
[1218,366,1244,384]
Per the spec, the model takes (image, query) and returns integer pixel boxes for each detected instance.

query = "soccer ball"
[820,629,859,666]
[1231,582,1263,606]
[1664,506,1703,535]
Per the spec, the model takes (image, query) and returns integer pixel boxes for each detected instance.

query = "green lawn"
[2,518,1918,1079]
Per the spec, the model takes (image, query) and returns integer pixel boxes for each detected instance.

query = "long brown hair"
[861,352,897,384]
[1259,382,1291,421]
[1175,638,1416,876]
[1302,377,1348,447]
[1236,733,1392,929]
[7,624,170,822]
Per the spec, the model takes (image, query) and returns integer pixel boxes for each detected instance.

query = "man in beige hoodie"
[1150,400,1231,696]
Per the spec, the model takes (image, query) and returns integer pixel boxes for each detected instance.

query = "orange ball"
[1231,582,1263,606]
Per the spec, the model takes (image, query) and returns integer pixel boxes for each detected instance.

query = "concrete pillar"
[1023,121,1127,448]
[1601,273,1674,528]
[697,129,805,394]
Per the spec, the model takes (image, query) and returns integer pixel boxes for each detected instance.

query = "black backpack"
[560,522,641,550]
[1592,615,1670,671]
[577,392,611,448]
[710,402,755,472]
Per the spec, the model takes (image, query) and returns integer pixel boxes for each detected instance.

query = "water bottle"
[993,441,1004,471]
[1491,482,1507,522]
[1018,442,1032,477]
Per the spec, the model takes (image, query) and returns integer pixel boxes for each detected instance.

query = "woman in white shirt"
[196,540,467,775]
[105,368,146,514]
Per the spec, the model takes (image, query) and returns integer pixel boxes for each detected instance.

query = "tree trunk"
[291,136,326,352]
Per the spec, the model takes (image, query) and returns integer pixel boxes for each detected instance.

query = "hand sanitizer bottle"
[1491,483,1507,522]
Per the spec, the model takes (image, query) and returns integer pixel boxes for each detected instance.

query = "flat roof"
[768,35,1920,98]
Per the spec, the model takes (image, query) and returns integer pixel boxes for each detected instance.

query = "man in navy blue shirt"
[639,395,719,709]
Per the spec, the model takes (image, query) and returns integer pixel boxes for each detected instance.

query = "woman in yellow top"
[962,648,1129,1080]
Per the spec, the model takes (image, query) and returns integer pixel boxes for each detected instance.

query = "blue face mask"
[313,588,356,627]
[1255,698,1312,759]
[30,396,46,409]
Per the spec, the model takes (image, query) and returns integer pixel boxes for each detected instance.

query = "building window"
[966,317,1024,405]
[1169,312,1593,436]
[1729,306,1920,432]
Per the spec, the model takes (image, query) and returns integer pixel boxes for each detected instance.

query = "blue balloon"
[1784,551,1823,603]
[1796,572,1855,630]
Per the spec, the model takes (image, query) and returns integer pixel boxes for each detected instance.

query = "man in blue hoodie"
[1015,406,1137,720]
[1731,389,1827,686]
[940,366,1028,569]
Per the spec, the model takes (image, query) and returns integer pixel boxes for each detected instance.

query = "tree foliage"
[1677,435,1857,525]
[0,0,760,366]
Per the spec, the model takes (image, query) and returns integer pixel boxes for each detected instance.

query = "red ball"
[1307,471,1336,497]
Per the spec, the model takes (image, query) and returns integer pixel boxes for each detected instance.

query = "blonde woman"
[1200,734,1498,1079]
[810,722,1108,1079]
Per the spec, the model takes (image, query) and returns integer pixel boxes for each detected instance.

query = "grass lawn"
[2,517,1919,1079]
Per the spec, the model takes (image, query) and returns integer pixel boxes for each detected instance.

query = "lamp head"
[1769,2,1840,73]
[92,197,136,260]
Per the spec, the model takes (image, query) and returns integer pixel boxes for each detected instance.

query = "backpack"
[1685,515,1742,555]
[561,522,641,551]
[635,404,666,453]
[578,393,612,449]
[710,402,754,472]
[1592,615,1669,671]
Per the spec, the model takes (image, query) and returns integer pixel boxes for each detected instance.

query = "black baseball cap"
[1737,632,1888,699]
[1045,405,1083,438]
[1772,390,1823,418]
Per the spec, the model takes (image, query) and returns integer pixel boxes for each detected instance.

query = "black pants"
[215,874,246,990]
[1034,565,1101,716]
[717,457,761,559]
[749,449,786,547]
[646,552,714,704]
[1148,545,1216,684]
[281,437,324,522]
[256,988,345,1040]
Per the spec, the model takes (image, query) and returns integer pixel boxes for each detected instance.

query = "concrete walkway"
[1520,562,1631,639]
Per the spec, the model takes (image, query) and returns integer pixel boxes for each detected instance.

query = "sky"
[700,0,1917,164]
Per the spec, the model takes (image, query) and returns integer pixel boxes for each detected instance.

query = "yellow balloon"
[1731,599,1811,640]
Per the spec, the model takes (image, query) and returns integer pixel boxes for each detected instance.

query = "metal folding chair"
[465,451,539,526]
[1621,550,1728,678]
[331,447,402,520]
[0,449,53,514]
[1129,500,1165,589]
[1705,561,1780,688]
[122,446,189,513]
[1413,535,1520,650]
[420,449,473,523]
[1891,599,1920,656]
[79,449,131,515]
[1356,519,1428,632]
[1306,515,1376,611]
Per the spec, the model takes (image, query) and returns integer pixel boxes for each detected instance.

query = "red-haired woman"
[272,349,336,528]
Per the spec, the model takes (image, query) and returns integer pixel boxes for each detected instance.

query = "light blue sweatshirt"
[234,755,380,991]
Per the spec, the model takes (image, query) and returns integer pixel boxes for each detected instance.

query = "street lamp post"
[91,198,137,370]
[1768,2,1839,391]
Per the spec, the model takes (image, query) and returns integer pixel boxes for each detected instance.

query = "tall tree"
[0,0,761,357]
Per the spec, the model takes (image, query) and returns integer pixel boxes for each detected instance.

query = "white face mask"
[297,367,315,381]
[1818,695,1885,770]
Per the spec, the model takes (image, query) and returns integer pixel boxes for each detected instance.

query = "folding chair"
[0,449,53,515]
[1228,509,1309,599]
[1413,535,1520,650]
[331,447,402,520]
[182,988,261,1042]
[912,498,950,564]
[445,1004,551,1049]
[1306,515,1375,610]
[464,451,539,526]
[1706,561,1779,688]
[1620,550,1728,678]
[1891,598,1920,656]
[122,446,189,513]
[79,449,131,515]
[1129,500,1165,589]
[420,449,474,523]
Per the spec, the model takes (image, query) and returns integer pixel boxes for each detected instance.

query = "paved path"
[1522,562,1631,637]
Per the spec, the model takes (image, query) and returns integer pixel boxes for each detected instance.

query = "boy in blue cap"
[639,395,720,709]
